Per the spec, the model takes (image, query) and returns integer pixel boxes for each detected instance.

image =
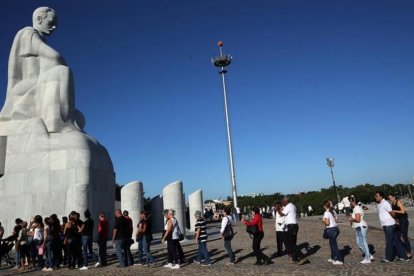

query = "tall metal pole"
[212,41,238,208]
[326,158,340,203]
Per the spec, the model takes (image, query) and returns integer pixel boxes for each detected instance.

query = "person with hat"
[193,210,211,266]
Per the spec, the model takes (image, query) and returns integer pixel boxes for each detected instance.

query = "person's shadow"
[340,245,352,259]
[297,242,321,258]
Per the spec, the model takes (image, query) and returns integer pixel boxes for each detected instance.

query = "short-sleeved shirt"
[323,211,337,228]
[283,203,298,225]
[351,205,367,228]
[114,216,128,240]
[275,211,286,232]
[377,199,395,227]
[195,218,207,242]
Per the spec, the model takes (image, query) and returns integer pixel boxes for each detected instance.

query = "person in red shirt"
[242,207,272,265]
[96,213,108,267]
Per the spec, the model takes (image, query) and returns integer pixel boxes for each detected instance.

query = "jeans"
[252,231,268,263]
[97,239,107,265]
[195,242,211,264]
[398,218,411,254]
[15,248,20,267]
[137,236,144,263]
[45,239,54,268]
[276,231,286,255]
[82,236,97,267]
[326,227,342,261]
[355,226,370,260]
[224,239,235,263]
[142,236,154,264]
[114,239,126,267]
[383,225,408,261]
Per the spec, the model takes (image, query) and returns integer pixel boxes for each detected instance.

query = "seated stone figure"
[0,7,83,132]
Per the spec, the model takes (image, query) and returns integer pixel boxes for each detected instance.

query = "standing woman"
[348,196,372,263]
[30,215,44,270]
[220,208,236,265]
[322,200,343,265]
[242,207,271,265]
[161,209,180,269]
[388,194,412,258]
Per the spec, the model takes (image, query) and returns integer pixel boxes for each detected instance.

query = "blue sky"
[1,1,414,200]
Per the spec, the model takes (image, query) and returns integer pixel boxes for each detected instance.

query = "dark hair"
[84,209,91,219]
[62,216,68,223]
[253,207,260,214]
[15,218,22,224]
[375,191,385,199]
[224,208,232,215]
[350,195,358,204]
[123,210,129,216]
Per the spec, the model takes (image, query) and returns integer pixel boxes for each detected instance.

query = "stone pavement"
[1,215,413,276]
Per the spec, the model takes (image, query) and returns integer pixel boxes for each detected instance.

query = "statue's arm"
[31,33,65,68]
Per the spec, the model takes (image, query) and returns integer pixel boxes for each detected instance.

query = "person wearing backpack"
[220,208,237,265]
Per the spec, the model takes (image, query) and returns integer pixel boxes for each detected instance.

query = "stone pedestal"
[162,181,186,237]
[121,181,143,248]
[0,118,115,235]
[188,189,203,232]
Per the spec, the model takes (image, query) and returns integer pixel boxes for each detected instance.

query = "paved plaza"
[1,214,413,276]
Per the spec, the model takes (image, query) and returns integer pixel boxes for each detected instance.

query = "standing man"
[112,209,132,267]
[375,191,409,262]
[79,210,97,270]
[96,213,108,267]
[122,210,134,266]
[277,197,302,263]
[193,210,211,266]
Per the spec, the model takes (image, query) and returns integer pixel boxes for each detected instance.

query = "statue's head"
[32,7,57,36]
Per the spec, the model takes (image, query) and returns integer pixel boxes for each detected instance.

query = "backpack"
[222,216,235,240]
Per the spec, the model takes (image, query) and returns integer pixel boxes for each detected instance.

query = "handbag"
[223,216,235,240]
[246,224,259,236]
[176,221,185,241]
[38,244,44,255]
[322,228,329,239]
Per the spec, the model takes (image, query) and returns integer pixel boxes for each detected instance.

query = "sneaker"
[202,263,211,267]
[163,263,173,268]
[332,260,343,265]
[328,258,334,263]
[369,255,375,260]
[79,266,88,270]
[46,268,54,271]
[360,259,371,264]
[225,262,235,265]
[399,258,410,262]
[193,260,201,265]
[95,262,100,268]
[41,268,48,271]
[381,259,390,263]
[171,264,180,269]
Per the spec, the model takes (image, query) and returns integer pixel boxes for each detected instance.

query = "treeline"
[236,183,413,215]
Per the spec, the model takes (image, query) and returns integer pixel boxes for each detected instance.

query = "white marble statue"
[0,7,115,235]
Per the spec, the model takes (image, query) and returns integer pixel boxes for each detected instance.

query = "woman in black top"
[388,194,411,258]
[63,215,77,269]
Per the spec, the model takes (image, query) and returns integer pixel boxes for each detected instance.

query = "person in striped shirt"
[193,210,211,266]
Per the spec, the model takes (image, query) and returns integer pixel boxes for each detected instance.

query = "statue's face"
[37,11,57,35]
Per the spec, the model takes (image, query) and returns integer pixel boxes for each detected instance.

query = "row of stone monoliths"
[120,180,203,241]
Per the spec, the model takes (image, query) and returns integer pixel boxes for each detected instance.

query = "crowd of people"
[0,191,412,272]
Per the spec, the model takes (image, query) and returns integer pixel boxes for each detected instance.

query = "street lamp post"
[211,41,238,208]
[326,158,340,203]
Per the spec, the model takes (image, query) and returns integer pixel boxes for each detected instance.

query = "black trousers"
[97,239,107,265]
[286,224,299,261]
[276,231,287,255]
[167,239,180,264]
[252,231,268,263]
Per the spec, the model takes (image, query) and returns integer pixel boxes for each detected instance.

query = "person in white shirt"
[348,196,372,264]
[220,208,236,265]
[322,200,343,265]
[274,202,286,257]
[375,191,408,262]
[341,196,351,216]
[277,197,301,262]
